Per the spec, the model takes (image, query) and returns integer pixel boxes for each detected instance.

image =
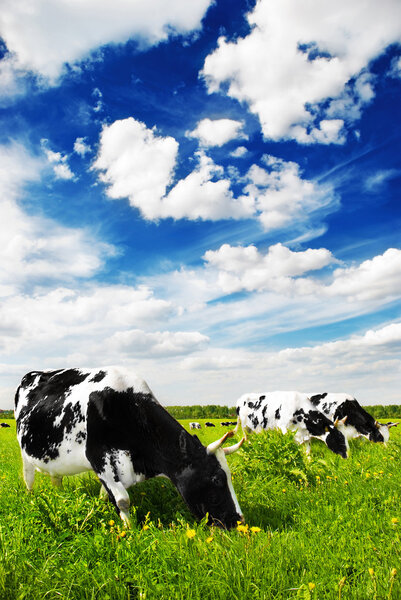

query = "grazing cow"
[235,391,348,458]
[189,422,201,430]
[205,422,215,427]
[15,367,244,528]
[308,393,399,443]
[1,422,10,428]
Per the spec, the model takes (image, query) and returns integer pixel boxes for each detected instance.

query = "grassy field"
[1,417,400,600]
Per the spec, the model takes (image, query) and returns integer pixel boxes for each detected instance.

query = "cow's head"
[370,421,398,443]
[304,411,348,458]
[176,431,244,529]
[325,422,348,458]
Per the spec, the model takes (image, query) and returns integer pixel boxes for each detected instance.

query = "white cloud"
[202,0,401,142]
[241,155,338,231]
[94,119,254,221]
[180,321,401,404]
[326,248,401,302]
[231,146,248,158]
[291,119,346,145]
[188,118,245,147]
[0,0,213,84]
[108,329,209,357]
[74,137,91,157]
[161,152,253,221]
[41,139,75,180]
[203,242,334,294]
[364,169,400,192]
[93,118,179,220]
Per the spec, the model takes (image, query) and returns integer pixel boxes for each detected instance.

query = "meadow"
[1,418,400,600]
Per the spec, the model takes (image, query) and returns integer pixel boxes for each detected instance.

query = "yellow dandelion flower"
[109,520,115,527]
[344,480,348,485]
[142,525,150,531]
[250,526,261,533]
[120,531,127,538]
[206,536,213,543]
[282,488,286,493]
[391,517,399,524]
[308,582,315,591]
[368,568,375,576]
[186,529,196,539]
[391,568,397,577]
[237,524,249,533]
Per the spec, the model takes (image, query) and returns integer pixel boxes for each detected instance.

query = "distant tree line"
[166,405,237,419]
[365,405,401,419]
[0,410,14,419]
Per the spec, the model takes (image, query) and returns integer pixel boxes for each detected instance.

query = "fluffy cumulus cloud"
[326,248,401,302]
[108,329,209,357]
[0,0,213,87]
[241,155,337,231]
[188,118,246,147]
[203,242,334,294]
[202,0,401,142]
[41,139,75,180]
[93,118,179,220]
[94,118,254,221]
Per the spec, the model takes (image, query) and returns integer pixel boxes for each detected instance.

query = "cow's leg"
[21,455,35,491]
[100,478,132,527]
[50,475,63,488]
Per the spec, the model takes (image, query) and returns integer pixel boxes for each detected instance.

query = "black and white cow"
[205,422,215,427]
[235,391,348,458]
[189,422,201,430]
[15,367,244,528]
[308,393,398,443]
[1,422,11,428]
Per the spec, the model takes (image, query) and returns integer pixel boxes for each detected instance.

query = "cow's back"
[15,366,154,476]
[236,391,310,433]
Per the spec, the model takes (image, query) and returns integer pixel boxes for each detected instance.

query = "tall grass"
[1,420,400,599]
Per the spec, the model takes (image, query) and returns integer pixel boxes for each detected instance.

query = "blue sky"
[0,0,400,408]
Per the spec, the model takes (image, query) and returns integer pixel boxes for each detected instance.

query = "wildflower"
[369,568,375,576]
[391,517,399,525]
[120,531,127,538]
[282,488,286,493]
[391,568,397,577]
[142,525,150,531]
[237,524,249,533]
[344,481,348,485]
[308,582,315,591]
[109,520,115,527]
[206,536,213,543]
[186,529,196,539]
[251,526,262,533]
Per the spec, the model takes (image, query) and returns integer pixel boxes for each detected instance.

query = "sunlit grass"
[1,419,400,599]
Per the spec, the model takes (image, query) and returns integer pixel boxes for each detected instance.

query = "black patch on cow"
[248,402,254,409]
[89,370,106,383]
[85,386,242,528]
[310,393,327,406]
[293,408,305,423]
[333,399,382,441]
[302,409,347,458]
[275,407,281,420]
[236,406,240,416]
[259,395,266,401]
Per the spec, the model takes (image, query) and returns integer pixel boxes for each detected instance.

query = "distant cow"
[205,422,215,427]
[189,422,201,430]
[309,393,398,443]
[235,391,348,458]
[15,367,244,528]
[1,422,10,428]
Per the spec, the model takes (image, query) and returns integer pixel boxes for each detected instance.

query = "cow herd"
[12,366,398,530]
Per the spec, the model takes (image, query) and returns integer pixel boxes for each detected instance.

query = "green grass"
[1,419,401,599]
